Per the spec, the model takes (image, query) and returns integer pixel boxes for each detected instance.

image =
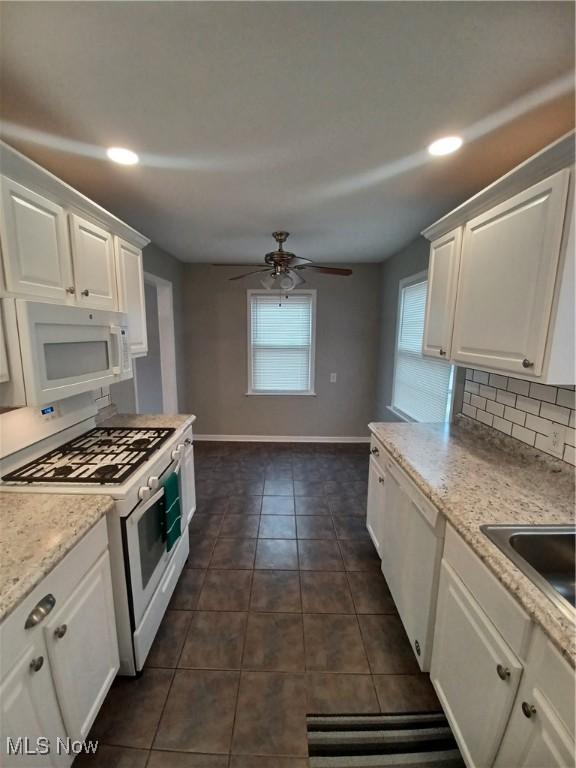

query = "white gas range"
[1,415,197,676]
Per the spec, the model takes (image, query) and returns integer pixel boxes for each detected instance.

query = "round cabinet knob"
[439,348,446,356]
[29,656,44,673]
[81,289,90,297]
[370,447,379,456]
[522,701,537,719]
[522,359,534,369]
[148,476,159,490]
[378,476,385,484]
[496,664,511,681]
[54,624,67,639]
[66,286,76,294]
[138,486,151,501]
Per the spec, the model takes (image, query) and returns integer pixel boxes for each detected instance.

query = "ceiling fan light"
[260,272,277,289]
[279,273,296,291]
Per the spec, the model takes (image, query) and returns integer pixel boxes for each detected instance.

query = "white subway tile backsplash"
[486,400,505,418]
[507,378,530,396]
[525,413,553,436]
[504,406,526,426]
[556,388,576,409]
[460,368,575,464]
[476,409,493,427]
[528,382,557,404]
[540,401,570,426]
[493,416,513,435]
[511,424,536,446]
[563,444,576,465]
[473,370,490,385]
[496,390,516,407]
[489,373,509,390]
[515,395,541,416]
[470,394,487,410]
[479,385,497,401]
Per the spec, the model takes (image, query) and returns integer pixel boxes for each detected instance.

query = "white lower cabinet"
[45,552,118,741]
[0,640,69,767]
[366,455,386,556]
[431,560,523,768]
[0,519,119,766]
[494,629,575,768]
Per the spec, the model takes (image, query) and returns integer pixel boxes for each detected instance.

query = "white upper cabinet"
[115,238,147,355]
[423,227,462,360]
[0,177,74,302]
[69,214,118,311]
[451,170,570,377]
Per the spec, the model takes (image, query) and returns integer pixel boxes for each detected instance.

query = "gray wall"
[135,283,163,412]
[375,236,430,421]
[142,243,187,411]
[183,264,382,437]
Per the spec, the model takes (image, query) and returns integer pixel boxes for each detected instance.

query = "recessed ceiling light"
[427,136,463,157]
[106,147,139,165]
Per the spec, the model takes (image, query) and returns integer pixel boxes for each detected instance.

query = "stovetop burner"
[2,426,176,486]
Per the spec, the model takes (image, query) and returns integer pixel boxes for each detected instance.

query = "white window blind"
[248,291,315,394]
[392,277,454,422]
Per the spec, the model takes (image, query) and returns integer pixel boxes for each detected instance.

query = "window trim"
[246,288,317,396]
[390,271,454,422]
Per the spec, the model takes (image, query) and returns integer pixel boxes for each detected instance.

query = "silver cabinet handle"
[25,594,56,629]
[29,656,44,673]
[81,289,90,297]
[54,624,67,639]
[370,447,379,456]
[522,359,534,369]
[522,701,537,718]
[496,664,511,681]
[66,286,76,294]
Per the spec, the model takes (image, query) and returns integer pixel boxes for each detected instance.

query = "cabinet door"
[0,307,9,382]
[431,561,522,768]
[180,439,197,526]
[44,552,119,741]
[115,238,148,356]
[366,456,386,556]
[423,227,462,359]
[451,170,570,376]
[0,641,71,767]
[69,214,117,310]
[0,177,74,301]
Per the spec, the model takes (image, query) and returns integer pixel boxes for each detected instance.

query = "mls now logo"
[6,737,99,756]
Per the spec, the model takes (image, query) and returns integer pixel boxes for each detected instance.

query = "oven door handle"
[129,486,165,527]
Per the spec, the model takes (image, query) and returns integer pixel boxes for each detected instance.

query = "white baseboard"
[194,434,370,443]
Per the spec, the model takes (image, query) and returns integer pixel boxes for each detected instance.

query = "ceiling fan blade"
[295,265,353,276]
[211,263,263,267]
[228,268,271,281]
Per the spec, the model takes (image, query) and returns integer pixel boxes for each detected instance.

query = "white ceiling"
[1,1,574,263]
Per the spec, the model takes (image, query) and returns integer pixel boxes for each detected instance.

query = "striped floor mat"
[307,712,466,768]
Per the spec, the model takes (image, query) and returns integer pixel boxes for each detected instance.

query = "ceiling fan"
[212,231,352,291]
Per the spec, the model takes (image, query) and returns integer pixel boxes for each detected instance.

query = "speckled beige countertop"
[0,493,114,623]
[98,412,196,431]
[369,415,576,666]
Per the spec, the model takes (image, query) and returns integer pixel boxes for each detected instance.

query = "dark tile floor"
[81,442,440,767]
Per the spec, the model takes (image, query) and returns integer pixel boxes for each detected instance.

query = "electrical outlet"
[539,425,565,459]
[330,373,337,383]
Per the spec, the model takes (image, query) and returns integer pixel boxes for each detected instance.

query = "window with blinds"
[392,276,454,422]
[248,291,316,394]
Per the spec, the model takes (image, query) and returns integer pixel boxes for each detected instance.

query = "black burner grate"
[2,427,176,485]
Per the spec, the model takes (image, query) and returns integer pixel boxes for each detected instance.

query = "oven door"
[15,299,132,405]
[124,458,182,628]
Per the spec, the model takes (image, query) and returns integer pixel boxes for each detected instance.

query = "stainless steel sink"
[481,524,576,617]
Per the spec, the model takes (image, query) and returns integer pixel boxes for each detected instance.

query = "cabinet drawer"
[0,517,108,671]
[444,524,532,657]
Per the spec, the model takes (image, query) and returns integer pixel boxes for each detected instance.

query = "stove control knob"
[171,447,183,461]
[138,486,151,501]
[148,476,159,490]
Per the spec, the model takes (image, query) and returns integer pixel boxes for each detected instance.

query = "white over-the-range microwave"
[0,298,133,407]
